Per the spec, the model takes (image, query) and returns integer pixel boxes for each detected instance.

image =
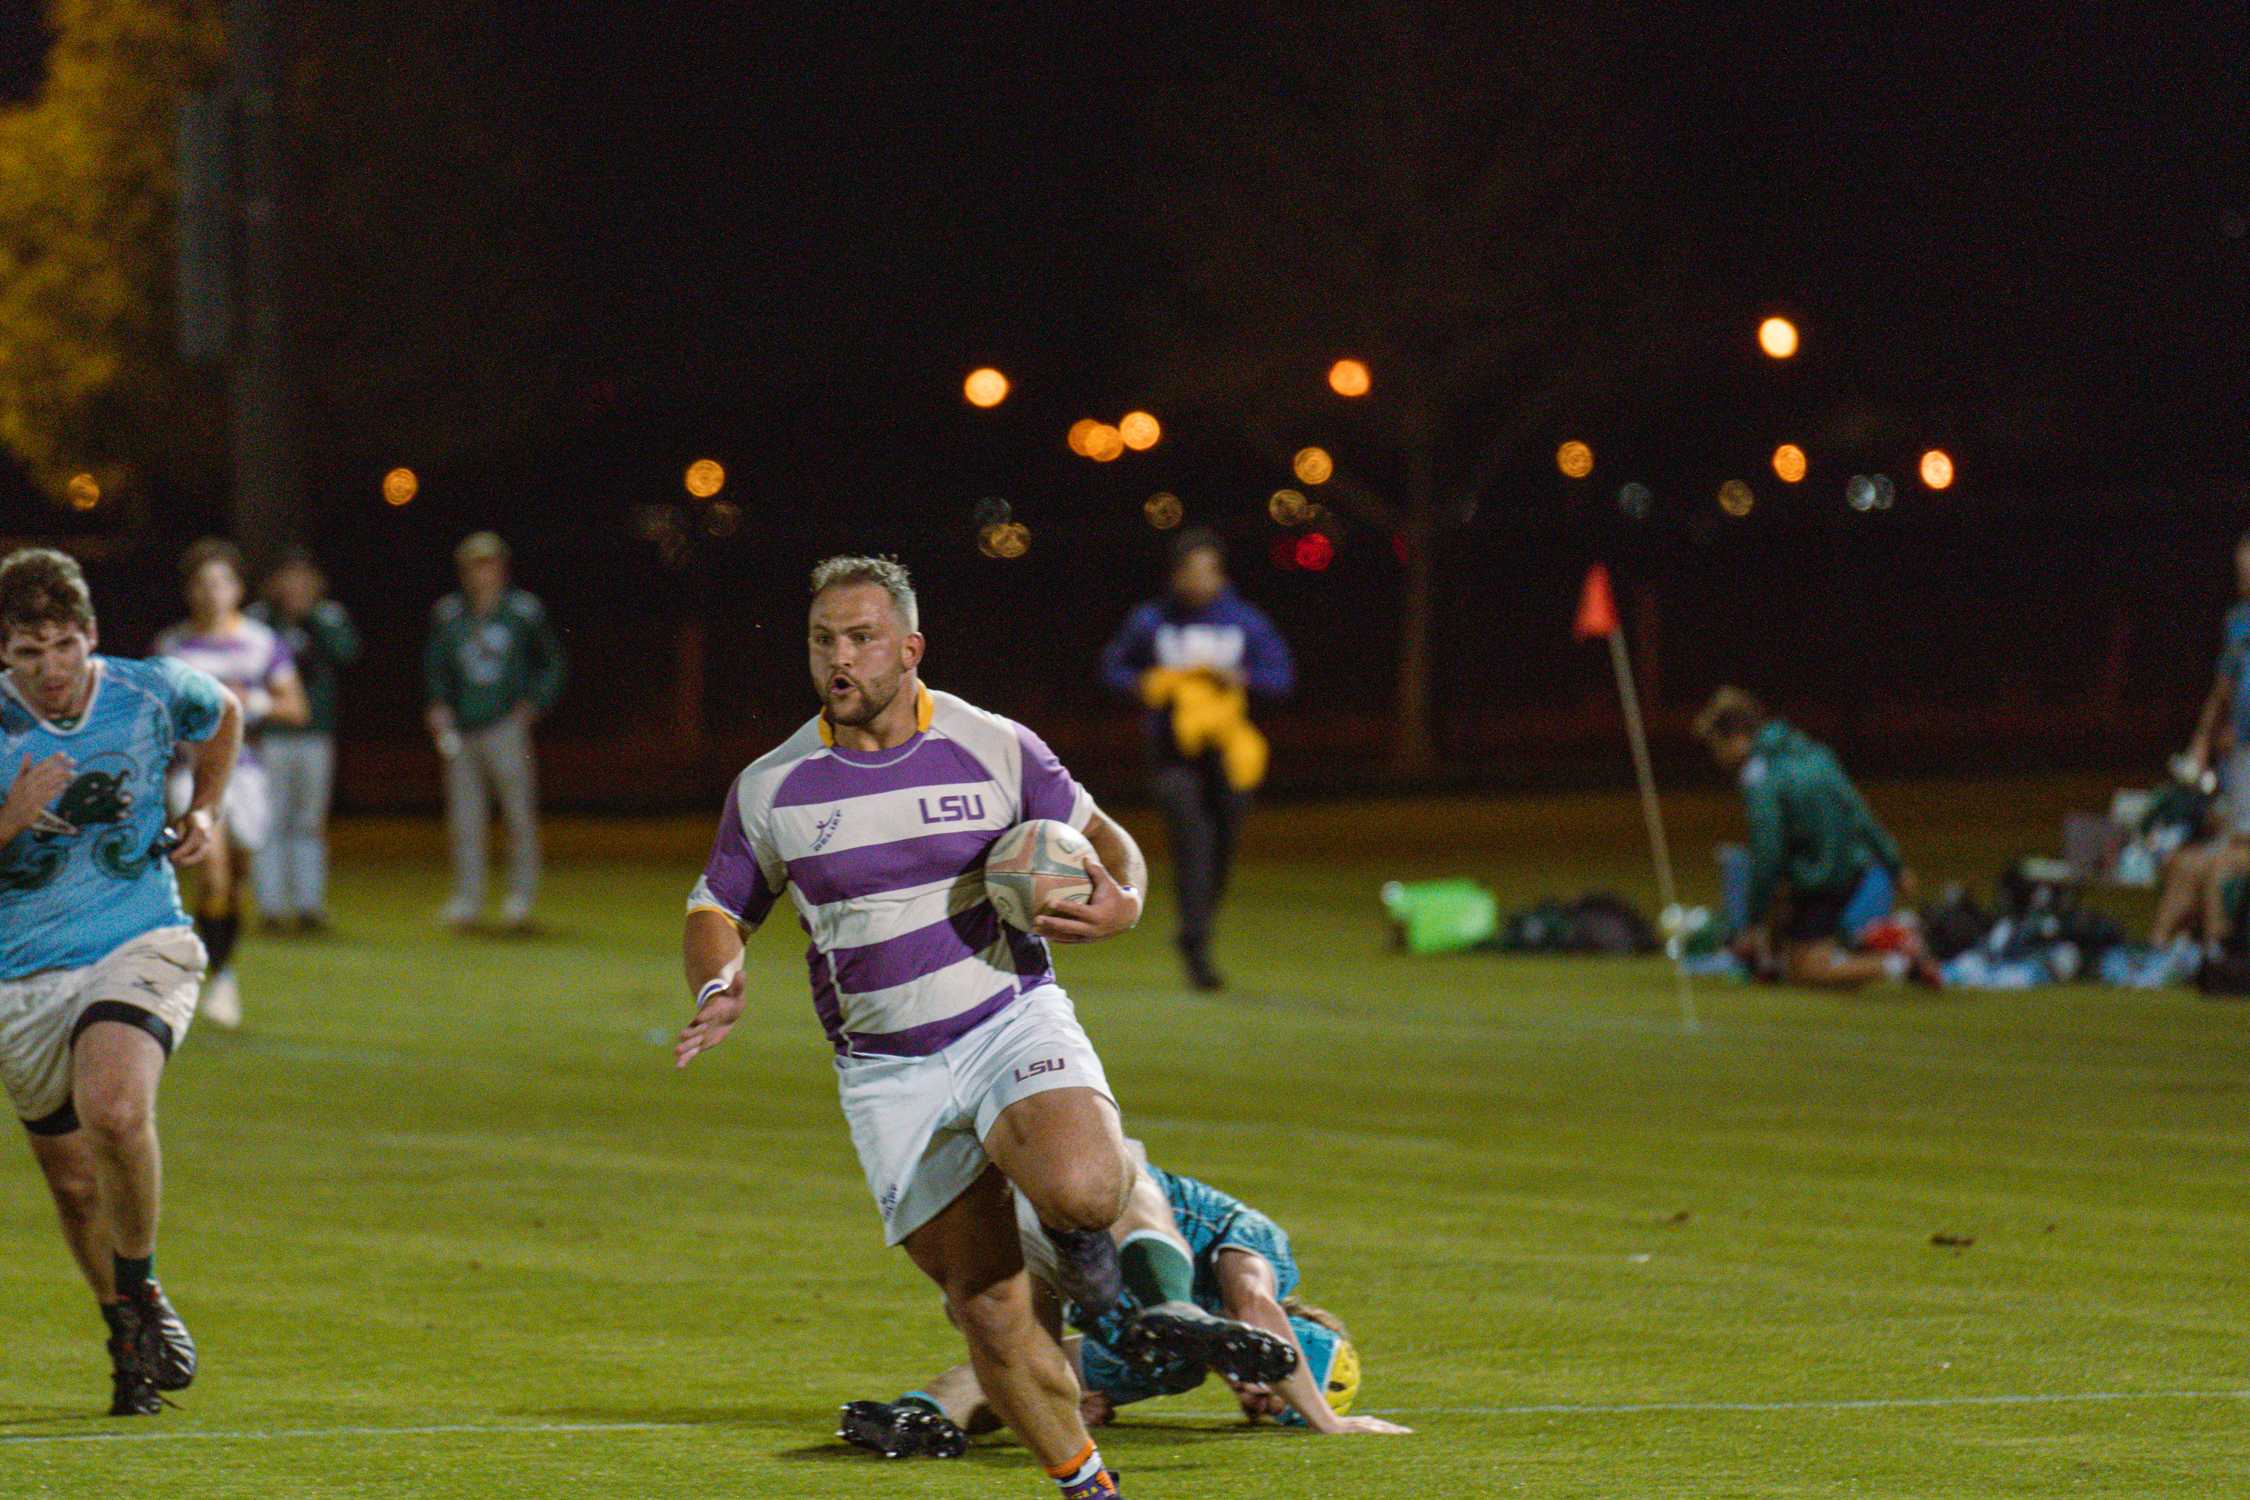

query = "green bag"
[1380,879,1499,956]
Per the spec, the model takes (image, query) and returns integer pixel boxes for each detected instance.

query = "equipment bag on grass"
[1380,879,1499,955]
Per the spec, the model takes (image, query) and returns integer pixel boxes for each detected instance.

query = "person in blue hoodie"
[1101,532,1295,990]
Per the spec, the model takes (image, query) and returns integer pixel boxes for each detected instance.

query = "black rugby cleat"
[1117,1301,1299,1386]
[836,1399,968,1459]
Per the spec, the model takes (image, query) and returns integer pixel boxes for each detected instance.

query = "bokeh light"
[1067,419,1101,457]
[1758,316,1799,359]
[703,501,742,538]
[1118,411,1161,450]
[1872,473,1897,510]
[1847,474,1877,512]
[1294,532,1335,571]
[1719,479,1755,517]
[66,473,100,511]
[1772,444,1807,483]
[382,467,418,507]
[1144,492,1183,529]
[1085,424,1125,462]
[978,521,1031,559]
[1556,440,1594,479]
[684,458,725,498]
[972,496,1012,529]
[1292,446,1334,485]
[1919,448,1955,489]
[1618,481,1653,519]
[1327,358,1371,397]
[963,367,1009,407]
[1268,488,1311,525]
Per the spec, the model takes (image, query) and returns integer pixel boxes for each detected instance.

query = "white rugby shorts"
[836,985,1116,1245]
[0,926,206,1132]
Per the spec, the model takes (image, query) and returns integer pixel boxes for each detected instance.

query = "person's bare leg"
[2202,838,2250,947]
[902,1167,1094,1472]
[72,1024,167,1262]
[2153,842,2217,945]
[27,1131,114,1300]
[1784,939,1896,989]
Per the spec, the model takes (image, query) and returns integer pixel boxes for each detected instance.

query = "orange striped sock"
[1046,1438,1101,1487]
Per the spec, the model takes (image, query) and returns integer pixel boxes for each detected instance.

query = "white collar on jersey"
[1,657,104,737]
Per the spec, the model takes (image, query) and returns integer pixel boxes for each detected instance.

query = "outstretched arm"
[675,908,747,1068]
[1214,1249,1411,1435]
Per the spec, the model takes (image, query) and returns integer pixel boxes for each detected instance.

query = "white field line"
[3,1389,2246,1446]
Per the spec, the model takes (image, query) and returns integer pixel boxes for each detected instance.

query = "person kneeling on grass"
[1694,687,1939,990]
[838,1141,1410,1456]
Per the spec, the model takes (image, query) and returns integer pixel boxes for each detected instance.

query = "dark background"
[1,3,2244,807]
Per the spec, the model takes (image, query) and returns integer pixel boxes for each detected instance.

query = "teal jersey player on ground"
[1,656,226,978]
[839,1147,1406,1458]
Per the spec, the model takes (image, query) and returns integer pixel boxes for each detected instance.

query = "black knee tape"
[70,1001,175,1058]
[22,1099,80,1136]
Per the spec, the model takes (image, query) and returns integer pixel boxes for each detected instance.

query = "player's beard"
[827,669,901,729]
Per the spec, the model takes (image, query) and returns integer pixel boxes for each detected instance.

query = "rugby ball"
[984,819,1097,932]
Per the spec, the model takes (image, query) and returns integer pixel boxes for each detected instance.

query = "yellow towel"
[1140,667,1269,792]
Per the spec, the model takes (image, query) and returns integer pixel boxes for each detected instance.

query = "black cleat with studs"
[836,1399,968,1459]
[1117,1301,1299,1386]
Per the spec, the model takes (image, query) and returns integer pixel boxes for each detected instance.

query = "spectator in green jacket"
[424,533,566,930]
[249,550,360,932]
[1694,688,1935,989]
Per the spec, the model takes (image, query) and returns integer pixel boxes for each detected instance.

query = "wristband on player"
[693,976,731,1013]
[1115,884,1142,927]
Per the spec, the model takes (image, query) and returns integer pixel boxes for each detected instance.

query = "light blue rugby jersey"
[0,656,226,978]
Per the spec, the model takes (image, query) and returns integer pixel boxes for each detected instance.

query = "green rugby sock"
[1118,1231,1194,1307]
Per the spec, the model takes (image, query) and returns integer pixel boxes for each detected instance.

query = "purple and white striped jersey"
[688,685,1097,1058]
[154,617,293,763]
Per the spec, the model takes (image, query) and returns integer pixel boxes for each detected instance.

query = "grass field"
[3,777,2247,1497]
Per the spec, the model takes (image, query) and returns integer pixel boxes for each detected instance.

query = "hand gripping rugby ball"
[983,819,1097,932]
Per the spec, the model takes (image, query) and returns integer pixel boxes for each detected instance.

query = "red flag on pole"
[1573,564,1619,640]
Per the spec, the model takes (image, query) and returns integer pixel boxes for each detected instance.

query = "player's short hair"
[0,547,96,641]
[1281,1297,1351,1343]
[809,554,919,633]
[1169,527,1225,569]
[180,536,245,582]
[1693,685,1769,744]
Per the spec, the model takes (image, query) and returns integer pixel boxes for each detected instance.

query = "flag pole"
[1578,566,1697,1033]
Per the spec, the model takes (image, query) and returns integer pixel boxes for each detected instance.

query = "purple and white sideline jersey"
[154,618,293,761]
[688,685,1097,1058]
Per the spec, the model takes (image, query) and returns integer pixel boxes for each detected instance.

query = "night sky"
[0,3,2245,777]
[0,3,2240,497]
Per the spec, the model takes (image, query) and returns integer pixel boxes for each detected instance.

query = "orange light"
[1085,424,1125,462]
[1327,358,1371,397]
[1556,440,1594,479]
[963,367,1009,407]
[66,473,100,511]
[1144,492,1183,530]
[1772,444,1807,483]
[1268,488,1310,525]
[1067,419,1101,456]
[684,459,725,498]
[1118,411,1160,451]
[1719,479,1755,516]
[382,467,418,507]
[1919,448,1954,489]
[1758,317,1799,359]
[1292,446,1334,485]
[978,521,1031,559]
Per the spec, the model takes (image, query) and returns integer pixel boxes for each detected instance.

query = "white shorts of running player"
[167,760,271,852]
[0,926,207,1131]
[837,985,1116,1246]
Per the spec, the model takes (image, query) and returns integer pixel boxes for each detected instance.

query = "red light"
[1294,533,1334,571]
[1391,532,1408,564]
[1268,536,1298,571]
